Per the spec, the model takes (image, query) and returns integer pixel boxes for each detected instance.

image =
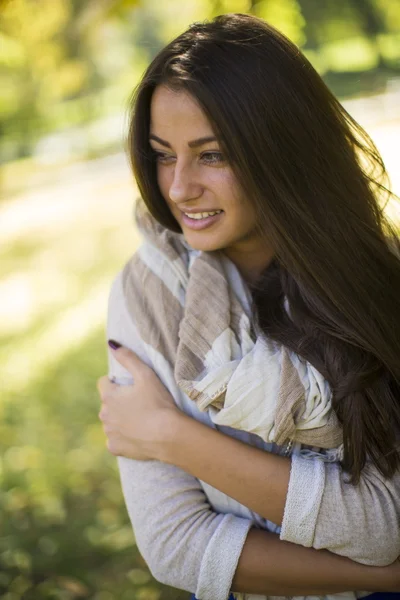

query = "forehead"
[150,85,215,136]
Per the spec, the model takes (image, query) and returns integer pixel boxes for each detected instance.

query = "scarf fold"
[122,203,343,450]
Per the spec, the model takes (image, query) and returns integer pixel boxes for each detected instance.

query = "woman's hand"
[97,341,182,460]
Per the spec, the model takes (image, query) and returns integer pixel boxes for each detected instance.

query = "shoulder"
[107,264,137,338]
[106,262,156,378]
[107,245,185,359]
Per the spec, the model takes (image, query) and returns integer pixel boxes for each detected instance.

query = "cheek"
[222,181,252,219]
[219,171,245,205]
[227,196,258,236]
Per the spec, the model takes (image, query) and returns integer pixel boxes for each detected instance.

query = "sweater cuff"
[280,453,325,547]
[196,514,252,600]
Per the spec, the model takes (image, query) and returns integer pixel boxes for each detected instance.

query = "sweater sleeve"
[280,452,400,566]
[106,270,253,599]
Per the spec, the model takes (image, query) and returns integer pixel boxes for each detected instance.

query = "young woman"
[97,13,400,600]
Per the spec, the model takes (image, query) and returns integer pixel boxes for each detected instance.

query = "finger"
[97,375,111,392]
[107,438,120,456]
[103,422,114,435]
[98,405,108,421]
[107,341,150,378]
[107,436,133,458]
[106,432,125,456]
[97,375,118,401]
[97,376,120,404]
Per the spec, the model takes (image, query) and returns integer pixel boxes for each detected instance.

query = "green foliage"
[0,0,142,161]
[323,36,379,72]
[211,0,253,15]
[252,0,306,45]
[0,170,189,597]
[2,331,126,598]
[1,0,400,164]
[0,326,188,599]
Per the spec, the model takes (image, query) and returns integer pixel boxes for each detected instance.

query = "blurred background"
[0,0,399,599]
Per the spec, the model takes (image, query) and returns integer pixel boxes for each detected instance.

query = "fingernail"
[108,339,122,350]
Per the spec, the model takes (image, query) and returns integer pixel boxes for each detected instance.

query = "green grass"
[0,328,189,600]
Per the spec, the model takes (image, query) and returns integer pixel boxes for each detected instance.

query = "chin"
[183,233,225,253]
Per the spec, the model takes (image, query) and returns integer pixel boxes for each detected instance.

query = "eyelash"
[151,150,225,165]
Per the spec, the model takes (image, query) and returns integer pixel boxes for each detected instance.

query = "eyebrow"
[149,134,218,149]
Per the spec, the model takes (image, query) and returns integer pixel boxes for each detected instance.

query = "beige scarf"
[121,203,343,449]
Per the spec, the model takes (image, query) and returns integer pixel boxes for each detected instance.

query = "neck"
[223,248,274,285]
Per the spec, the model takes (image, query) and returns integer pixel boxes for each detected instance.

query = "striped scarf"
[121,202,343,450]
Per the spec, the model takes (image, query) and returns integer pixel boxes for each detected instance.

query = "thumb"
[107,340,148,377]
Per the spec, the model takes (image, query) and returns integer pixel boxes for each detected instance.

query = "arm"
[105,270,398,598]
[117,450,393,598]
[107,272,250,598]
[233,529,397,596]
[117,443,395,598]
[159,412,400,566]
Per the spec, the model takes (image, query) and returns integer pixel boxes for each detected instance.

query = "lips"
[180,209,223,215]
[180,210,223,231]
[183,210,223,220]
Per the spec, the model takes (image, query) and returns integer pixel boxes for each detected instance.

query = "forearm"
[233,528,391,595]
[160,414,400,569]
[118,427,396,597]
[280,454,400,566]
[161,412,289,525]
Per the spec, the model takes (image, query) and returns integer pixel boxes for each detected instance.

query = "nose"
[168,161,203,204]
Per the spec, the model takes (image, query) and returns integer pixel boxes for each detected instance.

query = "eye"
[200,151,225,165]
[151,150,175,164]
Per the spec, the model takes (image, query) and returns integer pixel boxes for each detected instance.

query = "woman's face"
[149,85,272,277]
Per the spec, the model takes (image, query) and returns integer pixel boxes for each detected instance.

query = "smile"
[183,210,223,220]
[181,210,224,231]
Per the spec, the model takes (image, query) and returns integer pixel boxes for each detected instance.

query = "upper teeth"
[184,211,222,219]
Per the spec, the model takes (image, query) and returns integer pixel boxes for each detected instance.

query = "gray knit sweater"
[106,262,400,600]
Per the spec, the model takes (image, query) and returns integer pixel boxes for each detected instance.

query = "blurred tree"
[0,0,86,158]
[208,0,305,44]
[211,0,252,15]
[1,0,399,164]
[0,0,141,162]
[74,0,140,33]
[347,0,395,69]
[250,0,305,44]
[296,0,400,77]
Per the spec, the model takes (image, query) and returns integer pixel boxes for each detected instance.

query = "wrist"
[152,408,190,463]
[350,562,395,593]
[371,561,400,593]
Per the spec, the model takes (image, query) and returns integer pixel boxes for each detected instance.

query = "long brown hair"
[128,13,400,482]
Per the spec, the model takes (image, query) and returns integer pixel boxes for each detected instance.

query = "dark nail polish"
[108,339,122,350]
